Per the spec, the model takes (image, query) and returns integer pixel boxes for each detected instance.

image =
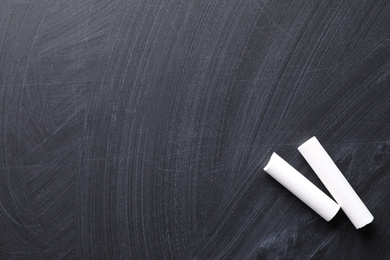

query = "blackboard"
[1,0,389,259]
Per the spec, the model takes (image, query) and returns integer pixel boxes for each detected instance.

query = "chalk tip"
[324,205,341,222]
[298,136,319,151]
[263,152,278,172]
[356,215,374,229]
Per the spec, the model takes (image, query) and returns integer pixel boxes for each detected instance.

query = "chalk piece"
[264,153,340,221]
[298,137,374,229]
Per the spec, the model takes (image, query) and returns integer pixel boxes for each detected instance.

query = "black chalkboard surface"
[1,0,389,259]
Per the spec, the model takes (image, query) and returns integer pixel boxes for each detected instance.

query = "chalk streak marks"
[1,0,390,259]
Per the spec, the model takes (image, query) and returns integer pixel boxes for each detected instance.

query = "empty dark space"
[0,0,390,259]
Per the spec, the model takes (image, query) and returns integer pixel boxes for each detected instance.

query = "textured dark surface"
[1,0,390,259]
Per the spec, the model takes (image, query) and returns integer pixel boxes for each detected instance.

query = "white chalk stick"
[298,137,374,229]
[264,153,340,221]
